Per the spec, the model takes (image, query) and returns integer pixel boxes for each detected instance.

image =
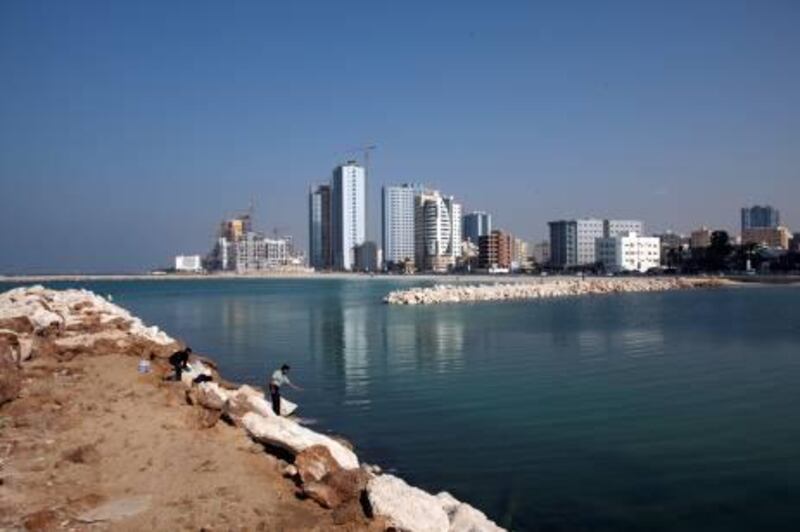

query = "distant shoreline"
[2,272,799,285]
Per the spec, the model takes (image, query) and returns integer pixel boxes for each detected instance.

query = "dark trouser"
[269,384,281,415]
[173,364,183,382]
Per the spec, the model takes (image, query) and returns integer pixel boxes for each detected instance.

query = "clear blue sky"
[1,0,798,273]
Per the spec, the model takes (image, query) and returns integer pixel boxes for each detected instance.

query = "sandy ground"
[0,353,375,531]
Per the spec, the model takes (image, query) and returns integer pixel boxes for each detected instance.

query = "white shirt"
[270,370,291,388]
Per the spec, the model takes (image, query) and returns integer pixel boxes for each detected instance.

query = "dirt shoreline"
[1,352,361,531]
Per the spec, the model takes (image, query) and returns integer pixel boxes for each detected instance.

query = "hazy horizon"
[1,1,798,273]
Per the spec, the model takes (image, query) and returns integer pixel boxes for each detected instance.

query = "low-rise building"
[175,255,202,272]
[655,231,688,265]
[596,232,661,273]
[548,218,644,268]
[354,241,379,272]
[531,241,550,266]
[690,226,712,249]
[741,226,792,249]
[791,233,800,252]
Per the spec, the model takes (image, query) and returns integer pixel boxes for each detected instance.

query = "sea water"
[4,278,799,531]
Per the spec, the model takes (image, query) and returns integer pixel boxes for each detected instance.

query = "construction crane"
[342,144,377,189]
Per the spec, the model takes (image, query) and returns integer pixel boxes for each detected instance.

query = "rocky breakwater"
[384,276,733,305]
[0,285,177,406]
[1,286,505,532]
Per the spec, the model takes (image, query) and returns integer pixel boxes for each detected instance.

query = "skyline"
[1,1,799,273]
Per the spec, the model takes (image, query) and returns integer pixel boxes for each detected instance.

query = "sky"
[1,0,798,273]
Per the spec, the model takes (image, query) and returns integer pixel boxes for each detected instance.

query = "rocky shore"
[384,276,734,305]
[0,286,504,531]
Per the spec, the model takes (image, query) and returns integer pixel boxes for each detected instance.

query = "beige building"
[690,226,712,249]
[511,237,530,270]
[741,226,792,249]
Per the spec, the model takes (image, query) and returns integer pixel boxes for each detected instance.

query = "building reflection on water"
[385,314,465,374]
[308,298,466,401]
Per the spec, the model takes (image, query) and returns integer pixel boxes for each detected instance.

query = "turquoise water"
[4,279,800,531]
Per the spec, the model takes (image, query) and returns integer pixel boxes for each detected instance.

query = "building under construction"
[206,209,295,273]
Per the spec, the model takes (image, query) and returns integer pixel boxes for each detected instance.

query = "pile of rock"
[1,285,178,405]
[189,386,505,530]
[384,277,731,305]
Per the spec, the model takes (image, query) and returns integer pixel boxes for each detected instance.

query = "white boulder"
[366,474,450,532]
[436,491,461,518]
[28,306,64,333]
[195,382,231,410]
[242,412,359,470]
[233,384,298,417]
[448,503,505,532]
[181,360,213,386]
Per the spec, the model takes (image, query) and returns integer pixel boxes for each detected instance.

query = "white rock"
[181,360,213,386]
[0,286,176,347]
[384,277,725,305]
[28,306,64,333]
[436,491,461,518]
[242,412,359,470]
[234,384,298,416]
[366,474,450,532]
[195,382,230,410]
[225,386,275,421]
[448,503,505,532]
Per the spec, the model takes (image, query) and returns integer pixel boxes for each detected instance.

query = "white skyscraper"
[382,184,423,269]
[331,162,366,271]
[449,200,462,255]
[415,190,462,272]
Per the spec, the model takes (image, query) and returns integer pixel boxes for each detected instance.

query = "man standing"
[269,363,302,416]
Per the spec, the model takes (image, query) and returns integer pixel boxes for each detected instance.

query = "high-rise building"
[382,184,423,269]
[308,184,331,270]
[415,190,462,272]
[478,230,512,270]
[331,162,366,271]
[462,212,492,245]
[596,232,661,273]
[450,201,462,253]
[741,205,780,232]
